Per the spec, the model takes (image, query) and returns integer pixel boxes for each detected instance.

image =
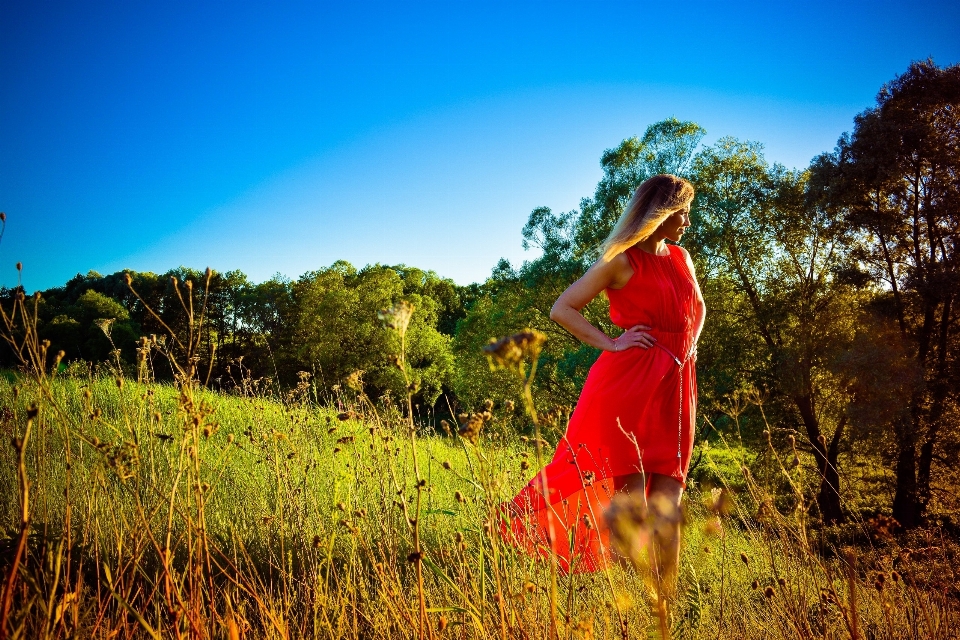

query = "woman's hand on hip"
[609,325,656,352]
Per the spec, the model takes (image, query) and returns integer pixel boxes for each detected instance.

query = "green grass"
[1,371,957,639]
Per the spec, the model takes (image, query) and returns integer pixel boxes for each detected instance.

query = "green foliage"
[30,287,141,363]
[292,262,454,405]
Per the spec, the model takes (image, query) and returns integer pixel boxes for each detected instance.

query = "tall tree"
[820,60,960,526]
[690,138,860,524]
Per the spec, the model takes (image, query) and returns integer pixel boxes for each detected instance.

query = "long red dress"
[500,243,705,572]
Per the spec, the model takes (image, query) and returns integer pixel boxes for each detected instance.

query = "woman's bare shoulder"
[598,251,635,290]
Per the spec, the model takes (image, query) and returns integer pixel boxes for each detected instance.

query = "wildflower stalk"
[0,409,33,640]
[378,301,433,640]
[483,329,561,640]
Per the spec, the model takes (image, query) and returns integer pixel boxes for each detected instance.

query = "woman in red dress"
[502,174,705,586]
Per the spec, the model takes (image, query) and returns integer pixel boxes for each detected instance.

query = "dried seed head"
[458,413,484,444]
[505,400,515,412]
[740,552,749,566]
[603,492,652,567]
[312,535,321,548]
[378,300,415,335]
[703,517,722,537]
[439,419,451,435]
[483,329,547,371]
[706,487,733,516]
[751,580,760,590]
[454,491,464,503]
[442,461,451,470]
[764,586,775,599]
[868,514,899,540]
[483,399,494,411]
[16,262,22,272]
[777,577,786,587]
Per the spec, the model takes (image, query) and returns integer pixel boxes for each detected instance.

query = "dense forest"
[4,60,958,532]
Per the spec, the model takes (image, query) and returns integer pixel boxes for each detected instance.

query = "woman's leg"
[617,471,647,495]
[646,474,684,596]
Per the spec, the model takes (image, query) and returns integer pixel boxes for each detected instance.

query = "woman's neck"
[635,236,669,256]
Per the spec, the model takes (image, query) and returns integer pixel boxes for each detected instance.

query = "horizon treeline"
[3,60,958,531]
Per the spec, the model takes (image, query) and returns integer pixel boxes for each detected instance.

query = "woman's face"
[660,206,691,242]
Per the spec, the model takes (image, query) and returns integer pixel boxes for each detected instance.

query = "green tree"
[293,262,454,406]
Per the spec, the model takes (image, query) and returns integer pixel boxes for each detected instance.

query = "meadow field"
[0,319,957,639]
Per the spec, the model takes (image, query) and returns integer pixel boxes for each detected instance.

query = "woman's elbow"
[549,301,564,323]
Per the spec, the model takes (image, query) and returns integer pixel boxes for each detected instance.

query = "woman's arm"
[549,253,657,352]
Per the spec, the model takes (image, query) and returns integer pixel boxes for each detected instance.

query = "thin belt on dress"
[653,341,697,460]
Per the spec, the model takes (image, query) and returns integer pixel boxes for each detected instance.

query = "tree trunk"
[892,411,919,528]
[794,394,844,524]
[817,417,846,525]
[917,293,953,517]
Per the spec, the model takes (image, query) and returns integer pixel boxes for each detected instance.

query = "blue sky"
[2,1,958,290]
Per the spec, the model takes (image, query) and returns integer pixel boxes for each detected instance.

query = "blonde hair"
[601,174,695,261]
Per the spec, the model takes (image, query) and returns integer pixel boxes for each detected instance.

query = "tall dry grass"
[0,272,956,639]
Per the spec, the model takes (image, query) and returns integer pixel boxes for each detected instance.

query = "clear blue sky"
[2,1,958,290]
